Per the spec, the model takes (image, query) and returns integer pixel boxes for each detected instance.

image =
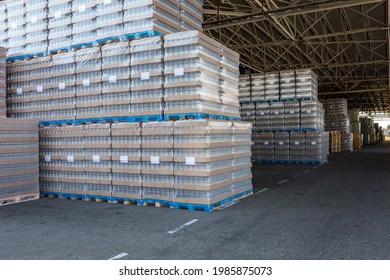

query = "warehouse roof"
[204,0,389,114]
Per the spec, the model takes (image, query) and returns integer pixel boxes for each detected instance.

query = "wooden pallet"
[0,193,39,206]
[140,200,172,208]
[234,191,253,202]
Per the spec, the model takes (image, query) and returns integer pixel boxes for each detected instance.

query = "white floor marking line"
[313,166,317,169]
[109,252,128,260]
[218,201,240,210]
[167,219,199,234]
[278,179,288,184]
[304,169,310,173]
[255,188,269,195]
[294,173,301,178]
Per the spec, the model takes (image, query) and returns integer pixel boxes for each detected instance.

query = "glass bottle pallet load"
[39,120,253,212]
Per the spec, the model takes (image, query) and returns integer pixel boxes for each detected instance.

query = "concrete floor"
[1,141,390,260]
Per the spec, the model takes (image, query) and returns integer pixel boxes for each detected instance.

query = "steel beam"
[204,0,384,30]
[230,39,387,49]
[319,88,388,95]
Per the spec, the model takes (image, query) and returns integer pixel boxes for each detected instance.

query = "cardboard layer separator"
[0,118,39,206]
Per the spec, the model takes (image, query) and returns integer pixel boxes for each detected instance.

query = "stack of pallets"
[353,133,361,150]
[329,131,341,153]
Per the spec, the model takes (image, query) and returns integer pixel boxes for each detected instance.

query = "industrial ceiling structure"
[203,0,389,114]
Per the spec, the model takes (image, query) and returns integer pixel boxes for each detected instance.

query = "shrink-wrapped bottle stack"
[348,109,362,150]
[38,120,253,211]
[239,69,328,164]
[1,118,39,206]
[101,42,131,119]
[6,31,241,123]
[2,1,254,211]
[322,98,353,152]
[130,36,164,122]
[359,116,375,145]
[1,0,204,58]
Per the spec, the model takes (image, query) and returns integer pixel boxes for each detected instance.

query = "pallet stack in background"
[374,123,385,143]
[329,131,341,153]
[322,98,353,152]
[349,108,362,150]
[38,120,252,211]
[360,116,376,145]
[0,0,203,59]
[239,69,328,164]
[0,118,39,206]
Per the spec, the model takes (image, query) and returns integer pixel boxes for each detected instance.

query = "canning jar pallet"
[0,193,39,206]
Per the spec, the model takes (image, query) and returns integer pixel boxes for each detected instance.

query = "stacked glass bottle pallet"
[110,122,141,200]
[239,69,328,164]
[39,120,253,211]
[141,121,174,203]
[240,72,323,133]
[348,109,362,150]
[101,41,130,119]
[240,69,318,103]
[321,98,352,152]
[130,36,164,122]
[238,75,251,103]
[1,0,203,58]
[163,31,240,120]
[0,118,39,206]
[6,31,241,123]
[252,131,329,164]
[0,46,5,117]
[359,116,375,145]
